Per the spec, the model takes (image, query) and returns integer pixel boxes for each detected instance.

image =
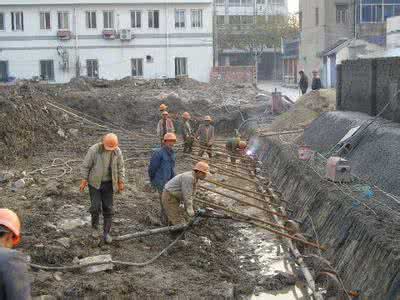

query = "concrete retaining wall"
[337,57,400,121]
[304,111,400,196]
[257,137,400,299]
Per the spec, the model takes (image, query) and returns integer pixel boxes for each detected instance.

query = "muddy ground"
[0,79,307,299]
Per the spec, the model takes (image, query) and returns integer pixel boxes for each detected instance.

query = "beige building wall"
[299,0,354,78]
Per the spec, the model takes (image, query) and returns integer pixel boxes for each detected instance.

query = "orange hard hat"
[159,104,168,111]
[103,133,119,151]
[162,111,169,116]
[204,116,212,121]
[164,133,177,142]
[193,161,209,174]
[182,112,191,119]
[239,141,247,149]
[0,209,21,247]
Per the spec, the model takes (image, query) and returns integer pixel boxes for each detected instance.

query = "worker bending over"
[157,111,175,145]
[181,112,193,154]
[196,116,215,158]
[80,133,125,244]
[148,133,177,224]
[0,208,31,299]
[225,136,247,163]
[162,162,209,238]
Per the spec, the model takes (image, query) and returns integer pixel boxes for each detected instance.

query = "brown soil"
[0,78,293,299]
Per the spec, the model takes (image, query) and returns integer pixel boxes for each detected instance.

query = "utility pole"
[213,0,217,67]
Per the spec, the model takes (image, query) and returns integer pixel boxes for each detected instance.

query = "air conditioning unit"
[119,28,132,41]
[102,29,116,40]
[57,30,72,40]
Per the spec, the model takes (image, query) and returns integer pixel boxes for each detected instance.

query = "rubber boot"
[103,217,113,244]
[91,214,99,230]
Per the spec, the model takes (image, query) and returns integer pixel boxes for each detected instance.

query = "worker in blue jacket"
[148,133,177,224]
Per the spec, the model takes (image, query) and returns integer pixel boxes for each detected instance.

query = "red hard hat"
[0,209,21,247]
[103,133,119,151]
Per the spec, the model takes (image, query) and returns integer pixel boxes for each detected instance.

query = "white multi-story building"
[0,0,213,83]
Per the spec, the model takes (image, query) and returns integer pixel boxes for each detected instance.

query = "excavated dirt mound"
[268,89,336,132]
[0,84,65,164]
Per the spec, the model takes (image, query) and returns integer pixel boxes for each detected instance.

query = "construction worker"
[196,116,215,158]
[80,133,125,244]
[148,133,177,224]
[157,111,175,145]
[181,112,193,154]
[311,70,322,91]
[226,137,247,163]
[159,103,168,114]
[0,208,31,299]
[162,161,209,237]
[299,70,309,95]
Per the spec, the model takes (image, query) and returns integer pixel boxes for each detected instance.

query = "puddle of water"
[251,284,310,300]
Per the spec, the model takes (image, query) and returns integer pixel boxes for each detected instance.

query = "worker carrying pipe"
[157,111,175,145]
[148,133,177,225]
[196,116,215,158]
[225,134,247,164]
[181,112,194,154]
[0,208,31,299]
[162,161,209,240]
[80,133,125,244]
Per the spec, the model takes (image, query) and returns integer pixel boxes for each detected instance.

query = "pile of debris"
[0,84,66,164]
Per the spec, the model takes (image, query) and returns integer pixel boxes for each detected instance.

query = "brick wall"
[210,66,256,84]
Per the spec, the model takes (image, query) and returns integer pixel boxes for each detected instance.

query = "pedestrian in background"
[311,70,322,91]
[298,70,309,95]
[181,112,193,154]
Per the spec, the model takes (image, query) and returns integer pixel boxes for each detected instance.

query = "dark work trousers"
[183,138,193,154]
[158,190,168,225]
[198,144,212,158]
[89,181,114,234]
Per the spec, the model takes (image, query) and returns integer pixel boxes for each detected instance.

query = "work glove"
[117,181,125,193]
[79,179,88,192]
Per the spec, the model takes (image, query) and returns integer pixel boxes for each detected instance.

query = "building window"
[229,15,241,25]
[40,12,51,30]
[241,15,254,25]
[257,0,266,4]
[86,59,99,78]
[40,60,54,81]
[228,0,241,6]
[11,11,24,31]
[359,1,400,23]
[148,10,159,28]
[57,12,69,30]
[216,0,225,5]
[103,11,114,29]
[175,57,187,76]
[336,5,348,24]
[0,13,4,30]
[191,9,203,28]
[86,11,97,29]
[175,9,186,28]
[216,15,225,25]
[131,11,141,28]
[131,59,143,77]
[315,7,319,26]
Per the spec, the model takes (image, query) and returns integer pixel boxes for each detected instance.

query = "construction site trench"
[2,79,389,299]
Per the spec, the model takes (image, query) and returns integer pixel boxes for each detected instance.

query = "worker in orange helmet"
[162,161,209,240]
[148,133,177,224]
[196,116,215,158]
[80,133,125,244]
[157,111,175,145]
[181,112,194,154]
[0,208,31,299]
[159,103,168,112]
